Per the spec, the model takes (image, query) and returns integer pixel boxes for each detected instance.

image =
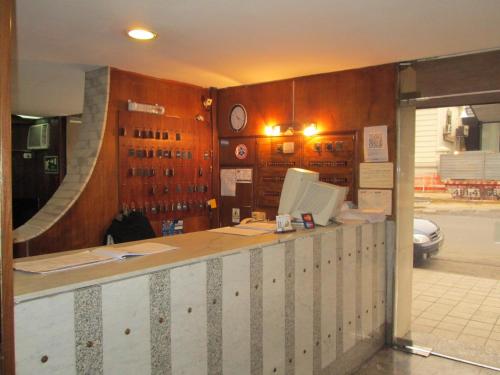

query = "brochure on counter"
[14,242,178,274]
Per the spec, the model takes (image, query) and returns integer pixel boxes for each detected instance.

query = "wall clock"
[229,104,247,132]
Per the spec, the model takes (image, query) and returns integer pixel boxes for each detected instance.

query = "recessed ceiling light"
[127,28,157,40]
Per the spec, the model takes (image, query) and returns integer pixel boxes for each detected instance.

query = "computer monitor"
[278,168,319,215]
[291,181,348,226]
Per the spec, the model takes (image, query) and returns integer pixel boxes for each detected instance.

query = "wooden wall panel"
[295,64,397,163]
[15,69,214,257]
[217,80,294,138]
[216,64,397,223]
[1,0,15,372]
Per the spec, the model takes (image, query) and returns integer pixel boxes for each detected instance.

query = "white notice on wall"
[364,125,388,162]
[221,169,236,196]
[236,168,253,183]
[358,189,392,215]
[359,162,394,188]
[232,208,240,223]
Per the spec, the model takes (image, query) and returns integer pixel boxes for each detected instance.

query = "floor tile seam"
[431,324,466,336]
[464,323,494,332]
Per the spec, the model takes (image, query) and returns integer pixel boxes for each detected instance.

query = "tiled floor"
[408,268,500,367]
[355,347,498,374]
[412,269,500,349]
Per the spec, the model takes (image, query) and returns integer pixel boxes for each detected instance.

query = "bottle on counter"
[161,220,168,237]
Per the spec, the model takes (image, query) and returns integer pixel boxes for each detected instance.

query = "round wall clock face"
[229,104,247,132]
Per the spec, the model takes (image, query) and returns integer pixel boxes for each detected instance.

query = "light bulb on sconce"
[264,125,281,136]
[304,123,318,136]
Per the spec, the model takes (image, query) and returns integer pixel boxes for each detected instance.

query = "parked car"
[413,218,444,263]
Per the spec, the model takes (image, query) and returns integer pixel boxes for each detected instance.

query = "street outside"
[414,192,500,279]
[409,192,500,366]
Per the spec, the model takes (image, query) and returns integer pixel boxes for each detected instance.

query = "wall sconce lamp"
[304,123,318,136]
[264,125,281,136]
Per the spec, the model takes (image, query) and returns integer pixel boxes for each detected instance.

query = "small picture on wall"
[301,213,315,229]
[44,155,59,174]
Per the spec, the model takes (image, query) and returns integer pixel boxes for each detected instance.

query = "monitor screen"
[291,181,347,226]
[278,168,319,215]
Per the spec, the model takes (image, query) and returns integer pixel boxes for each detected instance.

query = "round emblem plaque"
[235,144,248,160]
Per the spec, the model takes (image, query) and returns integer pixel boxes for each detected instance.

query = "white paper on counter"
[208,226,268,236]
[14,251,114,274]
[221,169,237,196]
[364,125,388,162]
[92,242,177,258]
[358,189,392,215]
[359,162,394,188]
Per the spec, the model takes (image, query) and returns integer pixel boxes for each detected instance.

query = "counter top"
[14,224,347,302]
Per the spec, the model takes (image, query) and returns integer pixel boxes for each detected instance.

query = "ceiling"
[13,0,500,117]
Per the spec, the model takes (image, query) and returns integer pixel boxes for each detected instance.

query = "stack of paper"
[235,222,275,232]
[336,208,386,224]
[209,222,275,236]
[14,242,177,274]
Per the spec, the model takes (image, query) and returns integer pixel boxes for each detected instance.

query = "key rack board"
[118,110,213,235]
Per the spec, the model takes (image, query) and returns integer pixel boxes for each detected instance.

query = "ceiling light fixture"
[127,28,157,40]
[18,114,42,120]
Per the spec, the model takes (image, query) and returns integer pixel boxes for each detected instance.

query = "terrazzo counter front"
[14,222,393,375]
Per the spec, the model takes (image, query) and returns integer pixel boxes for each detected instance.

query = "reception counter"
[14,222,392,375]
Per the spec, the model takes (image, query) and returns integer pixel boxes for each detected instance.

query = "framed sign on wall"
[43,155,59,174]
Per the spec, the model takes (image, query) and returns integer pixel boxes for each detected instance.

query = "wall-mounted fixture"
[195,114,205,122]
[127,28,157,40]
[276,142,295,154]
[264,125,281,136]
[202,97,213,111]
[304,123,318,136]
[128,100,165,115]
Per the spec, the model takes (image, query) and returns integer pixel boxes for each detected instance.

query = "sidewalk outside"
[415,192,500,216]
